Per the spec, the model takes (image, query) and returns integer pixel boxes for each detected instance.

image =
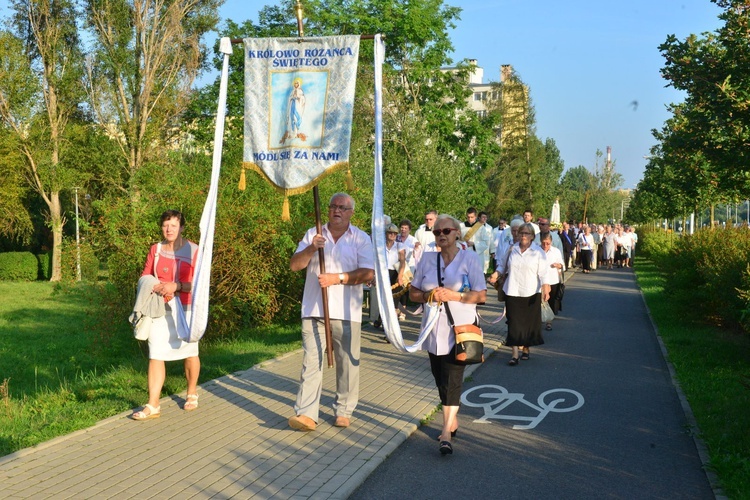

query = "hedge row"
[0,252,40,281]
[0,241,99,282]
[640,225,750,333]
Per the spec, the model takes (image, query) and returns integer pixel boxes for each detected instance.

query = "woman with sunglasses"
[497,222,551,365]
[410,215,487,456]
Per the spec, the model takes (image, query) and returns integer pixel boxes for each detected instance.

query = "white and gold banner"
[243,35,360,194]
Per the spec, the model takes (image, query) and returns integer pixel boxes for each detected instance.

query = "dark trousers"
[581,249,593,271]
[428,350,466,406]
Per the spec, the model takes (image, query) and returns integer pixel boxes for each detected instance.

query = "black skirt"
[549,283,562,314]
[505,293,545,347]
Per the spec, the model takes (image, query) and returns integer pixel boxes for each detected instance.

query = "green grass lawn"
[634,257,750,498]
[0,281,301,457]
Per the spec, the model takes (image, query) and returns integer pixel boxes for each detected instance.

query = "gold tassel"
[238,167,246,191]
[345,169,355,191]
[282,196,290,221]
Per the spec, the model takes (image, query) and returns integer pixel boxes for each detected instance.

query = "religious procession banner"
[243,35,360,194]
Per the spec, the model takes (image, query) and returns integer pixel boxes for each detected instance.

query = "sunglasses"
[432,228,458,236]
[328,204,352,212]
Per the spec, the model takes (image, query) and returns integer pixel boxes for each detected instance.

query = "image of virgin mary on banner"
[243,35,360,194]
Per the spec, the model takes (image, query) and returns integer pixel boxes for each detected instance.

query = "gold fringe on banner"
[282,196,290,221]
[238,167,246,191]
[345,169,355,191]
[241,160,350,196]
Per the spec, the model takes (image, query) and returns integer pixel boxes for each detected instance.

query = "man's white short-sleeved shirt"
[296,223,374,322]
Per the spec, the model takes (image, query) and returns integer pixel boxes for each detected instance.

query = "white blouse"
[411,250,486,356]
[384,241,404,271]
[499,243,551,298]
[543,246,564,285]
[578,233,595,251]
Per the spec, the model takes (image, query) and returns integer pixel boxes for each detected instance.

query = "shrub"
[0,252,38,281]
[60,239,100,282]
[88,154,308,340]
[658,226,750,332]
[207,206,305,336]
[637,226,677,266]
[36,252,51,280]
[739,263,750,333]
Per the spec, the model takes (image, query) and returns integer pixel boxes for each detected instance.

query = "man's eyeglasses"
[432,228,458,236]
[328,204,352,212]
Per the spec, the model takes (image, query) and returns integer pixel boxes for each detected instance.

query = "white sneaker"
[398,313,406,321]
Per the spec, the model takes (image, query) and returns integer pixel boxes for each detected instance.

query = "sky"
[208,0,724,190]
[0,0,725,190]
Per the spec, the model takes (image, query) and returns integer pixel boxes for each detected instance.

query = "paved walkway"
[0,288,508,499]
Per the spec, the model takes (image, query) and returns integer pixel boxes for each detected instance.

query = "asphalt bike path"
[351,267,717,500]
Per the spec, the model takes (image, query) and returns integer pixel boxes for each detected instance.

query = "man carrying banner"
[289,193,374,431]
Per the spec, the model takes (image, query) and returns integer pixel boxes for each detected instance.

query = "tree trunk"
[49,191,63,282]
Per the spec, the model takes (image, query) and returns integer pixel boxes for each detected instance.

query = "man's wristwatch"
[338,273,345,285]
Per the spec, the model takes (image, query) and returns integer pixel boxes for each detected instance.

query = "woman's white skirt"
[147,308,199,361]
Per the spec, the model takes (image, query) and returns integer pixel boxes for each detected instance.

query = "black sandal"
[521,351,530,360]
[436,429,458,441]
[439,441,453,455]
[508,357,519,366]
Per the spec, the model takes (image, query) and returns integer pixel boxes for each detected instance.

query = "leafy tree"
[587,149,624,223]
[533,138,565,219]
[658,0,750,199]
[83,0,223,198]
[483,71,563,219]
[0,164,33,245]
[0,0,84,281]
[629,149,709,226]
[558,165,594,222]
[555,149,625,224]
[646,106,728,223]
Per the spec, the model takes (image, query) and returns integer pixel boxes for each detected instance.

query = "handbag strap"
[153,243,161,279]
[501,245,512,276]
[436,252,457,328]
[436,251,481,329]
[154,241,181,282]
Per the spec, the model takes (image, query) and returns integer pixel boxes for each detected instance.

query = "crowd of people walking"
[130,196,636,458]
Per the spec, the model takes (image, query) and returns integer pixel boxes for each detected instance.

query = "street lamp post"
[74,187,81,282]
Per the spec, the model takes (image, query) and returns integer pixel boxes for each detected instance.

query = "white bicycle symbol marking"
[461,384,585,430]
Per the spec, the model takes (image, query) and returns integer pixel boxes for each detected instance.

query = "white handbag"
[131,244,162,341]
[132,313,152,341]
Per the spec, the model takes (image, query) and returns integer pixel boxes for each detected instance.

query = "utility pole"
[74,187,81,281]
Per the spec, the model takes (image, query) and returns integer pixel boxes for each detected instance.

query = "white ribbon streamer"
[179,38,232,343]
[371,35,437,353]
